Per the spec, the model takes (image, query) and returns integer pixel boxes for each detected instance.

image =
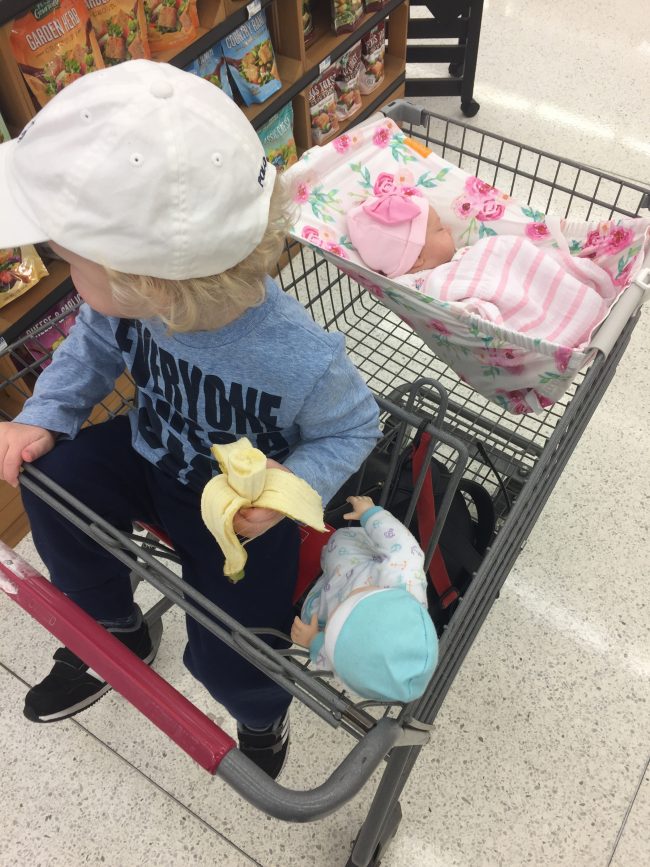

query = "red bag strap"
[294,524,334,605]
[411,432,458,609]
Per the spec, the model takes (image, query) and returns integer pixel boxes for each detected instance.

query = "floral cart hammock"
[286,117,650,414]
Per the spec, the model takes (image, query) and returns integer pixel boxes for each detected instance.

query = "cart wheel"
[461,99,480,118]
[448,61,464,78]
[346,802,402,866]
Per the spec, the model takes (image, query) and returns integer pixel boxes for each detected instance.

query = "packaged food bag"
[20,289,81,370]
[330,0,363,34]
[221,11,282,106]
[334,42,362,120]
[143,0,199,57]
[86,0,150,65]
[10,0,105,107]
[0,246,49,311]
[359,21,385,94]
[257,103,297,173]
[303,0,315,47]
[308,65,339,144]
[0,112,10,144]
[185,41,233,98]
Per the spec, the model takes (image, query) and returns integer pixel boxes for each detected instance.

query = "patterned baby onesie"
[301,507,428,666]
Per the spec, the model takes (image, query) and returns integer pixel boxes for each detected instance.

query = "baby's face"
[408,206,456,273]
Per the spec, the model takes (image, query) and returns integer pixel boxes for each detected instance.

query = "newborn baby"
[347,190,456,276]
[347,188,618,350]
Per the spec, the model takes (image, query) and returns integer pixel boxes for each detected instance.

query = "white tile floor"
[2,1,649,865]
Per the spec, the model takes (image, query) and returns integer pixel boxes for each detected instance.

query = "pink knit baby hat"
[347,192,429,278]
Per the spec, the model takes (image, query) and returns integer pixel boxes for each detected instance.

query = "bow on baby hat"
[347,188,430,278]
[361,191,424,224]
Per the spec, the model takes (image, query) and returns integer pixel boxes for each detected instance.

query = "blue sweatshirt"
[15,277,381,502]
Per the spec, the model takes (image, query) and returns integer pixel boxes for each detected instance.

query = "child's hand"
[291,613,319,648]
[233,506,284,539]
[0,422,56,487]
[343,495,376,521]
[233,457,291,539]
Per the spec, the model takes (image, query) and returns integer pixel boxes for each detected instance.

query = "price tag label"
[318,56,332,75]
[247,0,261,17]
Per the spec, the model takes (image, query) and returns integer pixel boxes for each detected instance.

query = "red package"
[309,65,339,144]
[359,21,385,95]
[334,43,362,120]
[21,290,82,370]
[330,0,363,35]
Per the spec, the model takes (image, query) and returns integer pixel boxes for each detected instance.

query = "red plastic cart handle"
[0,542,236,773]
[0,540,405,822]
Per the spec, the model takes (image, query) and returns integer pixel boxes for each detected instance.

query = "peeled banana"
[201,438,325,581]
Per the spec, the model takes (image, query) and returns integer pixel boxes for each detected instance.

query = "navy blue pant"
[21,416,299,728]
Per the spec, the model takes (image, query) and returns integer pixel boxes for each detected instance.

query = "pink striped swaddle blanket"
[413,236,618,351]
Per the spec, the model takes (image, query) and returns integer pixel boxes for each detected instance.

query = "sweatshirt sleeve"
[14,304,126,438]
[283,336,381,507]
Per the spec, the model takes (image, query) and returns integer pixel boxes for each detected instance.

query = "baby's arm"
[290,613,320,648]
[291,614,329,667]
[283,335,380,506]
[359,506,425,570]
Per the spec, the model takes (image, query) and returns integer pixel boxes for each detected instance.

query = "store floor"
[1,1,649,865]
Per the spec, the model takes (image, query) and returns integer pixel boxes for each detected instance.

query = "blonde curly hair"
[106,176,296,332]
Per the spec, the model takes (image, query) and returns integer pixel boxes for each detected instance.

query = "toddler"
[0,60,380,779]
[291,495,438,703]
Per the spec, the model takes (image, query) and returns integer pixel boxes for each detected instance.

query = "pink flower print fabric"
[452,176,509,235]
[525,221,552,241]
[372,123,392,147]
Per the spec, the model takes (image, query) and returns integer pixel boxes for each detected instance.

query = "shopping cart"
[1,103,648,867]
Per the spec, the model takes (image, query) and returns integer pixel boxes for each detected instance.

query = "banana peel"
[201,438,325,581]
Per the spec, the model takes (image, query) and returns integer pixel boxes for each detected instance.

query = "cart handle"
[0,543,402,822]
[587,265,650,357]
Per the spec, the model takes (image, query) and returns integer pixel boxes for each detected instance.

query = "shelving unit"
[406,0,482,117]
[0,0,410,544]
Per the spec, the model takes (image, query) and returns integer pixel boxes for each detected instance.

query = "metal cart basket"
[1,103,649,867]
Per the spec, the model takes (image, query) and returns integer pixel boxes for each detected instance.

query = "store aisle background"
[1,1,649,864]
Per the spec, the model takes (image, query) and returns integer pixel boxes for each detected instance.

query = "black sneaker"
[237,711,290,780]
[24,619,156,723]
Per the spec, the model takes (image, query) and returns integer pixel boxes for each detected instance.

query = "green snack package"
[221,10,282,106]
[257,103,298,173]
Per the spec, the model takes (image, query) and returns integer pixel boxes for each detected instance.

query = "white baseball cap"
[0,59,276,279]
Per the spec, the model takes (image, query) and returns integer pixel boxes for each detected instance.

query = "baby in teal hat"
[291,496,438,703]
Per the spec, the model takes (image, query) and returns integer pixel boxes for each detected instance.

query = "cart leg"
[129,570,174,656]
[460,0,484,117]
[347,745,422,867]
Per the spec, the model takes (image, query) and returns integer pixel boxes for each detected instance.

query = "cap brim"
[0,139,49,248]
